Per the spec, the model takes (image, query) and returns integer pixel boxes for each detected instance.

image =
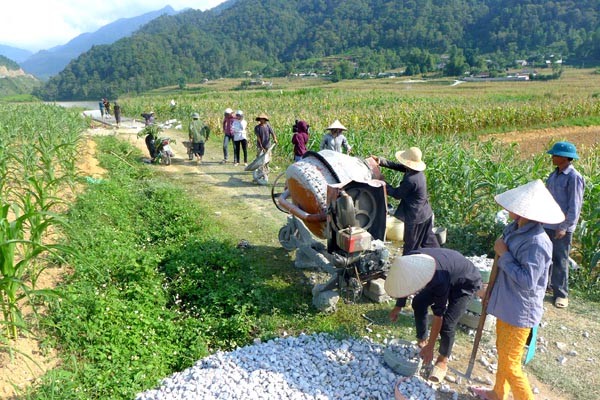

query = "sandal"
[428,364,447,383]
[555,297,569,308]
[470,386,494,400]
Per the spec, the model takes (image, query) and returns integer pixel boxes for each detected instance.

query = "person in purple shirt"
[291,120,309,161]
[471,180,564,400]
[543,141,585,309]
[372,147,439,255]
[221,108,235,164]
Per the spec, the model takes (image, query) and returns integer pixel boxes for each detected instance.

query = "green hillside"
[36,0,600,100]
[0,55,40,99]
[0,54,21,70]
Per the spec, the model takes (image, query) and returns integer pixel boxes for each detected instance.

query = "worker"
[544,141,584,309]
[189,112,210,164]
[372,147,439,255]
[385,247,482,383]
[320,120,352,154]
[470,179,564,400]
[222,108,235,163]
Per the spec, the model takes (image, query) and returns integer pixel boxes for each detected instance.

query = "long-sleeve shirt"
[487,220,552,328]
[222,115,235,138]
[395,248,482,315]
[292,131,309,157]
[543,164,585,233]
[232,119,248,141]
[320,133,351,153]
[379,158,433,224]
[189,120,210,143]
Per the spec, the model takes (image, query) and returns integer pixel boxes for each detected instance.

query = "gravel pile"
[136,333,415,400]
[466,255,493,272]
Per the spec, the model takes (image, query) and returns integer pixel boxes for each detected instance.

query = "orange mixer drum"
[285,150,379,238]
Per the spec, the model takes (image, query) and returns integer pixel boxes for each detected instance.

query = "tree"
[444,46,467,77]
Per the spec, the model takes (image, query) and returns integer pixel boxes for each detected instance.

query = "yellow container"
[386,216,404,242]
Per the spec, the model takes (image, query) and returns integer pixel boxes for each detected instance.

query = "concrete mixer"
[272,150,393,312]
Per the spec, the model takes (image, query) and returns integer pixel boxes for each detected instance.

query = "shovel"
[465,255,500,379]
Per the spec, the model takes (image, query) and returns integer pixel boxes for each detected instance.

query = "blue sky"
[0,1,224,52]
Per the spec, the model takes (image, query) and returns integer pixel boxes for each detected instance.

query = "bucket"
[383,339,422,376]
[386,216,404,242]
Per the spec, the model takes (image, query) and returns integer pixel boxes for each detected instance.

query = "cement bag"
[285,150,375,238]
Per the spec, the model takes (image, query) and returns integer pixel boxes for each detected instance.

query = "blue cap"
[547,141,579,160]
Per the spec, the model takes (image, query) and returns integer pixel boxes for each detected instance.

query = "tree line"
[35,0,600,100]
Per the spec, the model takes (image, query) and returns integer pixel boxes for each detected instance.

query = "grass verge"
[23,136,412,399]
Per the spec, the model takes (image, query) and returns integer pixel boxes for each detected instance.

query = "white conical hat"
[325,120,347,131]
[384,254,436,298]
[494,179,565,224]
[394,147,426,171]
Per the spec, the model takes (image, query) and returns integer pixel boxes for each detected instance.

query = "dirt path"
[2,121,598,399]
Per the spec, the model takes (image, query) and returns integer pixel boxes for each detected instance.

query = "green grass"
[24,136,409,399]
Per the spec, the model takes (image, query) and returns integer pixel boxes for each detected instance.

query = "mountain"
[20,6,179,80]
[0,55,40,98]
[36,0,600,100]
[0,45,32,64]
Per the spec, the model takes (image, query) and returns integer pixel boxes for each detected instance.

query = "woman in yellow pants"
[471,180,564,400]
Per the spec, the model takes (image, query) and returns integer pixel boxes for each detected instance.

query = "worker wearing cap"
[471,180,564,400]
[189,112,210,164]
[372,147,439,255]
[232,110,248,166]
[222,108,235,163]
[385,248,482,383]
[543,141,584,309]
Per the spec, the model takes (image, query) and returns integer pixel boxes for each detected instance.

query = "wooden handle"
[466,254,500,377]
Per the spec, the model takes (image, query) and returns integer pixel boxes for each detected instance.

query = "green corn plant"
[0,202,71,339]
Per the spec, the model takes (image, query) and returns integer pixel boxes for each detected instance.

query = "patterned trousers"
[492,319,534,400]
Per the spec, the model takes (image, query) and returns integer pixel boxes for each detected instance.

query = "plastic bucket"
[386,216,404,242]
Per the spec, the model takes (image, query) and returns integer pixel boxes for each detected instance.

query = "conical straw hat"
[255,112,270,121]
[494,179,565,224]
[325,120,347,131]
[384,254,436,298]
[394,147,426,171]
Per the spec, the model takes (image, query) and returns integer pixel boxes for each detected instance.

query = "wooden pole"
[466,254,500,378]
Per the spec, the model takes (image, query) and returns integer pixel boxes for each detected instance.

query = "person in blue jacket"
[543,141,585,309]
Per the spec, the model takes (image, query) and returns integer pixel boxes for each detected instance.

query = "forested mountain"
[20,6,179,80]
[36,0,600,100]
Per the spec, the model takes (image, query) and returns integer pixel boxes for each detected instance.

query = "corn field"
[122,72,600,294]
[0,104,84,340]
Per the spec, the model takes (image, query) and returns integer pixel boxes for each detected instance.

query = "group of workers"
[141,107,584,399]
[380,140,583,400]
[187,109,355,184]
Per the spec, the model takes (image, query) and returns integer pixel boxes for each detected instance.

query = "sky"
[0,0,225,52]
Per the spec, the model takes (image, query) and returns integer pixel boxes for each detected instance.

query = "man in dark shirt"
[385,247,482,383]
[373,147,439,254]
